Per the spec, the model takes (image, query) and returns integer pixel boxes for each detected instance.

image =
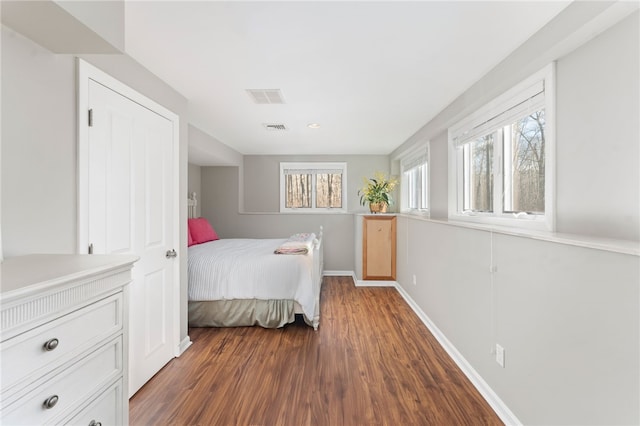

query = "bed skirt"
[188,300,300,328]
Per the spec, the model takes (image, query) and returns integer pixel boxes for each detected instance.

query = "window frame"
[400,144,430,216]
[448,64,556,231]
[279,162,348,213]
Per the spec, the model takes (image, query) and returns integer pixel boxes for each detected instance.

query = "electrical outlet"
[495,344,505,368]
[412,274,417,285]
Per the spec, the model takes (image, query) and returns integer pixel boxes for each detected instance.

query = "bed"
[187,192,324,330]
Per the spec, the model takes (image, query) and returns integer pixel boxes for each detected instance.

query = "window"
[280,162,347,212]
[449,64,555,231]
[462,134,493,213]
[401,145,429,214]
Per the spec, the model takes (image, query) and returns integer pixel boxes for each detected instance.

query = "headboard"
[188,192,198,219]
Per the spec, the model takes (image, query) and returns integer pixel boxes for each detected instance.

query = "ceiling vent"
[263,123,288,131]
[246,89,285,104]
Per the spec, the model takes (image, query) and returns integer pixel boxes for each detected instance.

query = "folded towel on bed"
[274,232,316,255]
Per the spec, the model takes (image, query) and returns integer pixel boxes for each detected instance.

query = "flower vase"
[369,202,388,214]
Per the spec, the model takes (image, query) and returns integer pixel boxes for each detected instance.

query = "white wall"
[426,130,449,219]
[55,0,125,51]
[188,163,202,218]
[2,27,77,256]
[1,24,191,344]
[188,124,243,167]
[1,0,123,54]
[555,13,639,240]
[391,9,640,425]
[396,218,639,425]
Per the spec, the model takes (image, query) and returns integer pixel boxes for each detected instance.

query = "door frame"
[76,58,181,358]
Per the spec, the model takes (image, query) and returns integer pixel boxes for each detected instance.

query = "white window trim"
[279,162,348,213]
[448,63,556,232]
[399,143,430,217]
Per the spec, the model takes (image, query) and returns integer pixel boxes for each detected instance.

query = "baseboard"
[323,271,397,288]
[394,283,522,426]
[322,270,353,276]
[177,336,193,357]
[355,279,397,287]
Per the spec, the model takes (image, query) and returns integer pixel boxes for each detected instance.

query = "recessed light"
[307,123,321,129]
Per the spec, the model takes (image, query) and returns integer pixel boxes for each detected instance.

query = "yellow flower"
[358,172,398,206]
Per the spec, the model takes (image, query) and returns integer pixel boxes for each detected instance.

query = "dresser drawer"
[65,379,124,426]
[0,336,122,425]
[1,293,123,394]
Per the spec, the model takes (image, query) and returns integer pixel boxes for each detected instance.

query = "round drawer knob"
[88,420,102,426]
[43,338,59,351]
[43,395,59,409]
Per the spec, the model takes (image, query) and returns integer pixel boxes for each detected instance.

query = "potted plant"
[358,172,398,213]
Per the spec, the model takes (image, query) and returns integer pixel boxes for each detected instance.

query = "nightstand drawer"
[0,336,122,426]
[1,293,122,393]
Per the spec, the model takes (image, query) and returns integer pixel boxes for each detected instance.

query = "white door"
[80,65,178,397]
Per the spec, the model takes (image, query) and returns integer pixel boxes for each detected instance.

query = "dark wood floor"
[130,276,503,425]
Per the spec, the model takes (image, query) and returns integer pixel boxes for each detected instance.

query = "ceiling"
[124,1,570,157]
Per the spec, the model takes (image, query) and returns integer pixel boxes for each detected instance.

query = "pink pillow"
[187,227,195,247]
[188,217,219,244]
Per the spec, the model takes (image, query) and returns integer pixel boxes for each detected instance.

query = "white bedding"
[188,238,316,321]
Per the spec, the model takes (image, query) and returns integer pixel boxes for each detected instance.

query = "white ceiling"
[124,1,570,158]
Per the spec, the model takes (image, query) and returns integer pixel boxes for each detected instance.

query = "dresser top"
[1,254,138,300]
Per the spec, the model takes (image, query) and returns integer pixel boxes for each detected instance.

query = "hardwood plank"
[130,276,503,425]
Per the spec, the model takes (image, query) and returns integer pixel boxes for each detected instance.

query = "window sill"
[398,214,640,256]
[280,209,349,214]
[240,210,352,215]
[449,212,550,232]
[401,209,430,218]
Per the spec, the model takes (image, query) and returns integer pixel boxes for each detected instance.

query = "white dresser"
[0,254,137,425]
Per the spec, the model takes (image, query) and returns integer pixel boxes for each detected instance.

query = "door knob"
[166,249,177,259]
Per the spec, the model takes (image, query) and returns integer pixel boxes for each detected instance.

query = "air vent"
[263,123,288,131]
[246,89,285,104]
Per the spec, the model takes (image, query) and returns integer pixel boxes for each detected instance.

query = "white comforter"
[188,238,316,321]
